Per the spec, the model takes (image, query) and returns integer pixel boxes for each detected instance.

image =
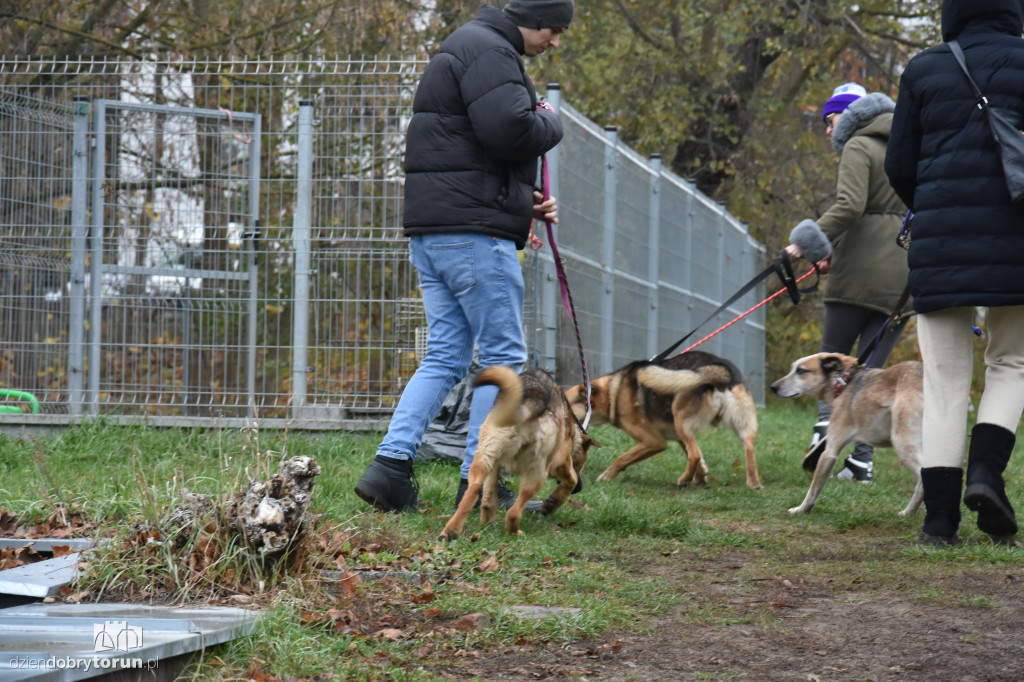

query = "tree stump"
[226,455,322,564]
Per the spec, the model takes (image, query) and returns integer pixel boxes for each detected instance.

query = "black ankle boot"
[354,455,419,512]
[964,423,1018,541]
[919,467,963,546]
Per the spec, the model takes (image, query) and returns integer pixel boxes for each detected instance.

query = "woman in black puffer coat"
[885,0,1024,547]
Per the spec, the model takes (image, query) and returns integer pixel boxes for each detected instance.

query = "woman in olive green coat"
[785,83,910,482]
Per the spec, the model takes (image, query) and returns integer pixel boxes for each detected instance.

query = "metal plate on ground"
[0,539,95,553]
[0,553,82,598]
[0,603,260,681]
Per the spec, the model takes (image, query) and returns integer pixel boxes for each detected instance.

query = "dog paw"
[788,506,807,514]
[596,471,614,482]
[438,531,459,542]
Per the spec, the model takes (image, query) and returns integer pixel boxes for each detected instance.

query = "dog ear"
[819,354,846,377]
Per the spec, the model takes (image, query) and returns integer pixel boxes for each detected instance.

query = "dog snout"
[770,376,799,398]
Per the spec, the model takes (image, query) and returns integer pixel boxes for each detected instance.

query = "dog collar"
[832,366,859,397]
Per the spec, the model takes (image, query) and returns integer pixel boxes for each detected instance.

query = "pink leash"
[681,268,819,354]
[537,102,592,430]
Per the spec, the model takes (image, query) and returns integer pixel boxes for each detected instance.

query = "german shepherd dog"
[770,352,923,517]
[438,366,599,541]
[565,350,761,490]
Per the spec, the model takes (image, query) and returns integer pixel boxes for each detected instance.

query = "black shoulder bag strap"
[948,39,1024,202]
[947,40,984,103]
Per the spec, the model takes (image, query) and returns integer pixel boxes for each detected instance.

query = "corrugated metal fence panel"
[613,147,654,279]
[610,147,656,371]
[556,110,606,265]
[656,175,696,351]
[551,103,766,397]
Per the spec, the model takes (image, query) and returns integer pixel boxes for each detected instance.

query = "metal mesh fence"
[537,95,767,399]
[0,57,765,429]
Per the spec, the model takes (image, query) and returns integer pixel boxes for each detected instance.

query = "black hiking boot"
[964,423,1018,542]
[354,455,419,512]
[919,467,963,547]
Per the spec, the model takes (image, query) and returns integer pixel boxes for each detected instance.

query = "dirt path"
[438,552,1024,681]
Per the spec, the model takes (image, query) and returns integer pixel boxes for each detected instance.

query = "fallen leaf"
[374,628,405,640]
[411,591,435,604]
[453,613,492,632]
[336,570,362,596]
[244,661,268,682]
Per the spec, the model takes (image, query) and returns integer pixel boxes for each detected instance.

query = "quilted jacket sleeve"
[461,46,563,162]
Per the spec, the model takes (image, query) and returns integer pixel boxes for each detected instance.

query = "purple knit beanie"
[822,82,867,121]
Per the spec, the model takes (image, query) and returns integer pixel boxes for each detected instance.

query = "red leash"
[681,268,818,354]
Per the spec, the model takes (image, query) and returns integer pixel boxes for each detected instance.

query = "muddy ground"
[428,548,1024,682]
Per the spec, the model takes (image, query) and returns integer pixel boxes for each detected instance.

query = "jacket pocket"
[495,169,510,207]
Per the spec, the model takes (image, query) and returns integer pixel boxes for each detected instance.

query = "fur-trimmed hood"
[831,92,896,155]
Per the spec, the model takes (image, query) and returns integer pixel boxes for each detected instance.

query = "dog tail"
[636,364,731,394]
[475,366,524,427]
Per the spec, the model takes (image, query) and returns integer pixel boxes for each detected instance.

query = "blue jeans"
[376,233,528,478]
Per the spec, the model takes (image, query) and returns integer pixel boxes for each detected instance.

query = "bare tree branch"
[614,0,669,51]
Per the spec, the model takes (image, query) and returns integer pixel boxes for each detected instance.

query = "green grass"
[1,400,1022,680]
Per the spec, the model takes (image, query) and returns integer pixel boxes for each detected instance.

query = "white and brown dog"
[438,366,599,541]
[771,352,923,516]
[566,350,760,490]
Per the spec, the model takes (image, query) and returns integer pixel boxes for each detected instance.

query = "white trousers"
[917,306,1024,469]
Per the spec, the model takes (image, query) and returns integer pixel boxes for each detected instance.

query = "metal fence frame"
[0,57,764,432]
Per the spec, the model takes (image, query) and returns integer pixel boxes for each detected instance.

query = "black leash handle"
[652,249,817,362]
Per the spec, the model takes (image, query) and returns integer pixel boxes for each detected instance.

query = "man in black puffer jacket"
[355,0,573,513]
[885,0,1024,546]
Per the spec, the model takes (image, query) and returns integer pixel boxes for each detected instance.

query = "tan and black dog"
[771,352,923,516]
[438,366,599,541]
[565,350,761,490]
